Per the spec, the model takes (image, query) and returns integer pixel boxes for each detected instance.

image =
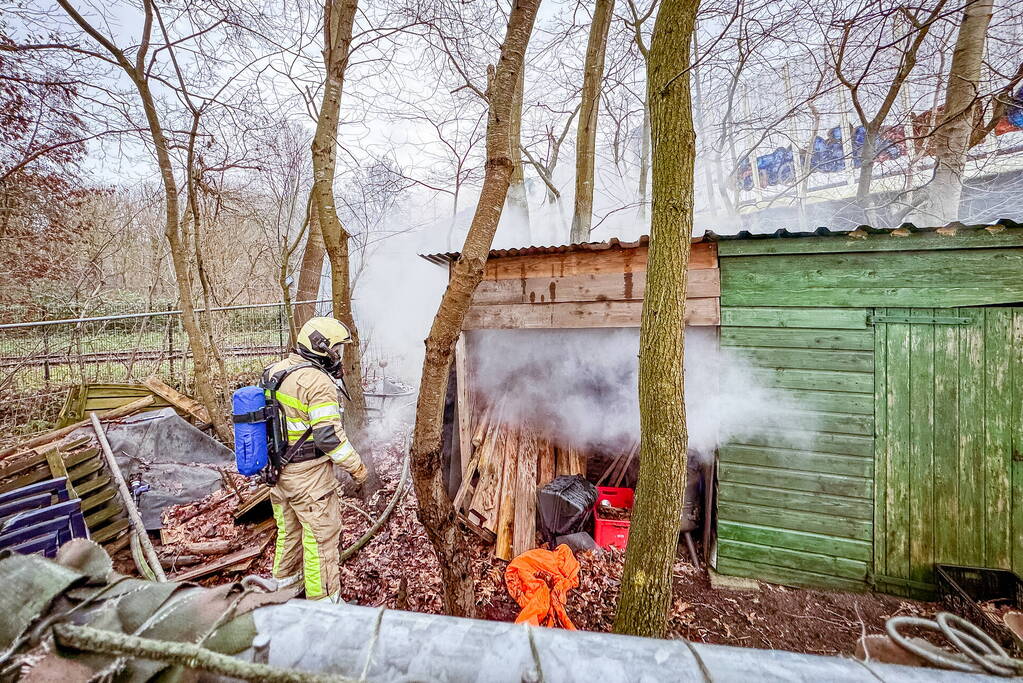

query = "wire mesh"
[0,300,327,437]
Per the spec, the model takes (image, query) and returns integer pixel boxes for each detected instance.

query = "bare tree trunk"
[614,0,698,639]
[570,0,614,243]
[506,66,531,240]
[295,205,326,331]
[638,102,651,220]
[854,125,880,225]
[928,0,994,224]
[183,113,229,400]
[55,0,232,442]
[309,0,369,442]
[410,0,542,617]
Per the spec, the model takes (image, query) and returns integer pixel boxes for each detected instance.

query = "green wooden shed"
[713,220,1023,597]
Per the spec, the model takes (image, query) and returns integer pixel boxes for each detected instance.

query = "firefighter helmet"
[296,317,352,370]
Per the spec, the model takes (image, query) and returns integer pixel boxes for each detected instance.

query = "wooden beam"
[512,431,538,558]
[170,541,269,582]
[471,268,720,306]
[494,428,520,560]
[0,396,156,460]
[143,376,211,424]
[462,297,720,330]
[454,335,473,476]
[482,242,718,280]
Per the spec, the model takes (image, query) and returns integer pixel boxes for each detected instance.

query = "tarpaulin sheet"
[76,408,233,530]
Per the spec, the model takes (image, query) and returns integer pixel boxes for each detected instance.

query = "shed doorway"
[873,307,1023,598]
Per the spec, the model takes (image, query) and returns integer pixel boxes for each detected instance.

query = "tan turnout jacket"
[266,353,365,479]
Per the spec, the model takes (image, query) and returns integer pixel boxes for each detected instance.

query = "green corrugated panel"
[717,310,874,590]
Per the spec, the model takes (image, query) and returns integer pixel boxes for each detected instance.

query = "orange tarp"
[504,544,580,629]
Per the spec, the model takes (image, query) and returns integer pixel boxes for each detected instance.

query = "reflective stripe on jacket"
[265,354,362,474]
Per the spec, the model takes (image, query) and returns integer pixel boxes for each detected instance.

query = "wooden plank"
[715,556,868,593]
[512,430,538,558]
[75,475,111,498]
[719,482,872,520]
[550,301,643,328]
[732,430,874,457]
[484,245,648,280]
[958,309,985,565]
[91,518,130,544]
[170,544,267,582]
[720,307,869,330]
[743,388,874,415]
[453,417,500,514]
[0,395,156,459]
[717,539,868,581]
[719,445,872,478]
[234,486,270,521]
[468,426,507,530]
[471,268,720,305]
[67,457,103,482]
[85,501,124,527]
[463,298,719,330]
[747,368,874,394]
[536,438,555,488]
[716,228,1023,257]
[720,249,1023,308]
[143,376,211,424]
[0,451,47,483]
[873,308,888,581]
[463,303,553,329]
[81,486,116,512]
[732,347,874,373]
[43,451,77,499]
[719,463,871,499]
[800,411,874,437]
[494,428,520,560]
[908,310,935,586]
[1012,310,1023,575]
[983,308,1013,568]
[482,241,718,280]
[721,327,874,351]
[454,335,473,476]
[717,521,872,562]
[718,501,872,541]
[932,315,959,568]
[885,314,911,581]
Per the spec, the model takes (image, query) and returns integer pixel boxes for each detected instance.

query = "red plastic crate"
[594,486,634,549]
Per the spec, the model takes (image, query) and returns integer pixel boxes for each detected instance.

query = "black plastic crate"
[935,564,1023,652]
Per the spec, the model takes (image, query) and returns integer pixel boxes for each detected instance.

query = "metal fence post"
[166,305,175,379]
[278,304,285,353]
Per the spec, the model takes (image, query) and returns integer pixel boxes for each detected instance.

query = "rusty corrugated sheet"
[418,219,1022,265]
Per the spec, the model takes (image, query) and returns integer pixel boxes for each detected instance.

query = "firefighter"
[264,316,368,600]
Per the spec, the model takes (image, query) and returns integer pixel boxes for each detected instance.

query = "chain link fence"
[0,300,329,436]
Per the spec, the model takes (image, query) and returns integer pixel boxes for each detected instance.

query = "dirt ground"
[140,443,938,659]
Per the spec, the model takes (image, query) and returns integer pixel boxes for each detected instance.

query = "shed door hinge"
[868,314,972,326]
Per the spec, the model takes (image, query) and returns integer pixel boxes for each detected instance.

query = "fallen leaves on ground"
[150,438,938,657]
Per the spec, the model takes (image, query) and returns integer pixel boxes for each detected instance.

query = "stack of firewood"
[454,400,586,561]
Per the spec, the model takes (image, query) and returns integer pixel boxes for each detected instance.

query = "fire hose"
[886,612,1023,677]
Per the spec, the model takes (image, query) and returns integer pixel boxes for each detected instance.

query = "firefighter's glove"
[351,462,369,487]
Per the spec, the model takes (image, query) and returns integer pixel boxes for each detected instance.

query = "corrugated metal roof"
[419,219,1022,265]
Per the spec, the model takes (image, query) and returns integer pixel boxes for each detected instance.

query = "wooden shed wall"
[716,234,1023,594]
[721,249,1023,308]
[717,307,875,591]
[461,242,720,329]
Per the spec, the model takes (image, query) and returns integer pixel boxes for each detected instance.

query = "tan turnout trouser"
[269,457,342,600]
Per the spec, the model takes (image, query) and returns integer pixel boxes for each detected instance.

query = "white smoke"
[469,326,812,457]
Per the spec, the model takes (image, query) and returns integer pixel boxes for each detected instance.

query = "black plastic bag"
[538,475,598,547]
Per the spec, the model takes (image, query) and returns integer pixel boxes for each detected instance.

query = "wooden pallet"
[0,437,129,544]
